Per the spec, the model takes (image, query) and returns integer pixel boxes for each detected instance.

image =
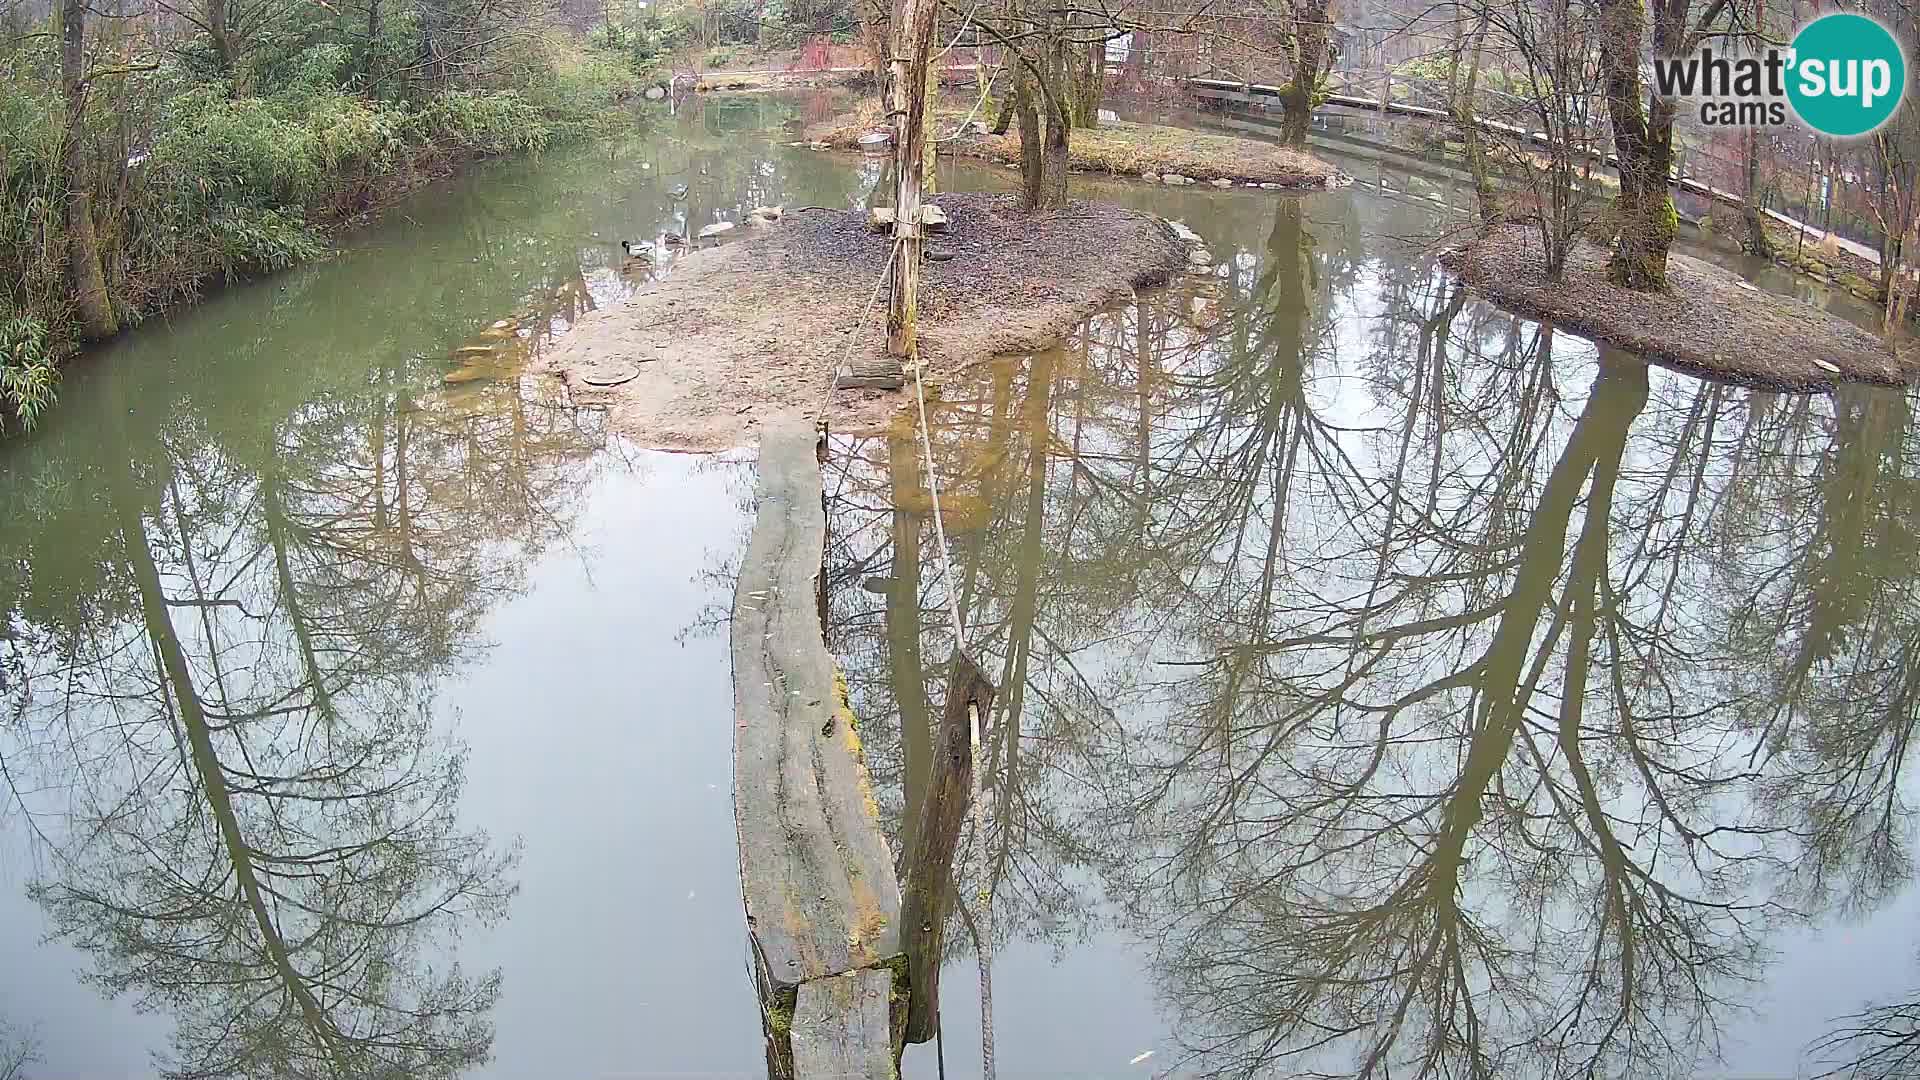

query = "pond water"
[0,92,1913,1080]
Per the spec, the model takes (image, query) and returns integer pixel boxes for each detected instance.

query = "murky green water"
[1,92,1912,1079]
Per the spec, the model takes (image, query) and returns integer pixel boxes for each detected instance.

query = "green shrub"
[760,0,857,46]
[202,206,326,279]
[0,71,70,359]
[0,315,56,432]
[283,42,360,92]
[149,87,406,211]
[487,34,641,139]
[594,14,686,78]
[412,89,549,155]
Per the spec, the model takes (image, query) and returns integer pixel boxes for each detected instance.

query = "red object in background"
[791,35,834,71]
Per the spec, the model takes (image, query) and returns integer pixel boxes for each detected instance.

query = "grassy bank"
[0,25,643,432]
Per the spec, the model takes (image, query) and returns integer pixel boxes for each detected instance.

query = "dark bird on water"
[663,233,687,248]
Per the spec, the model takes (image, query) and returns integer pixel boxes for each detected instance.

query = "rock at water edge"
[579,360,642,387]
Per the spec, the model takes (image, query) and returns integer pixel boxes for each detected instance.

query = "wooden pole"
[898,649,995,1044]
[886,0,940,358]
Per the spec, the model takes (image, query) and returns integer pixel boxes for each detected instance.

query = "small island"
[541,193,1193,450]
[1442,225,1916,392]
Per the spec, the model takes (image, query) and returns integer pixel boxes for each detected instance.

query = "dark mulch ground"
[779,193,1183,325]
[538,192,1190,450]
[1440,225,1916,392]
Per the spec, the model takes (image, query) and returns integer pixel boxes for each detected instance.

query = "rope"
[816,239,904,421]
[967,709,995,1080]
[936,86,991,143]
[908,355,967,646]
[953,846,996,1080]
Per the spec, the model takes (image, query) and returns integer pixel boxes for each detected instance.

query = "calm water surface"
[0,93,1912,1080]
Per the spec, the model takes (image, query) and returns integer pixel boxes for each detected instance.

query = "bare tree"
[1594,0,1738,287]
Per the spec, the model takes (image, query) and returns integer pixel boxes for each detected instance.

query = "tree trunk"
[1449,12,1495,224]
[1743,127,1773,256]
[1018,18,1071,211]
[923,58,939,196]
[862,0,891,90]
[898,652,995,1045]
[884,0,940,357]
[1014,68,1044,209]
[1037,108,1068,209]
[887,428,931,856]
[990,80,1016,135]
[1889,223,1918,329]
[206,0,232,67]
[1122,28,1146,88]
[61,0,116,342]
[1280,0,1329,145]
[106,415,345,1066]
[1599,0,1683,289]
[1070,39,1103,127]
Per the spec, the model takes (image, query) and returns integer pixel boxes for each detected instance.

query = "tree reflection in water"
[1,357,609,1078]
[824,194,1920,1079]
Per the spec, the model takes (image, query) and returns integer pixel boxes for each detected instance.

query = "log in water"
[732,418,904,1078]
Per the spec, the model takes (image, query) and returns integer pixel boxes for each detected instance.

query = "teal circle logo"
[1787,13,1907,137]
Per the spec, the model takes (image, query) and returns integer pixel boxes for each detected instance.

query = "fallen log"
[733,418,905,1078]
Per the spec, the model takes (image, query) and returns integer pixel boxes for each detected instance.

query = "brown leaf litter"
[1439,225,1916,392]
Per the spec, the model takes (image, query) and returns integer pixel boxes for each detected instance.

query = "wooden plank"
[899,651,995,1044]
[835,356,906,390]
[790,969,896,1080]
[733,419,904,996]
